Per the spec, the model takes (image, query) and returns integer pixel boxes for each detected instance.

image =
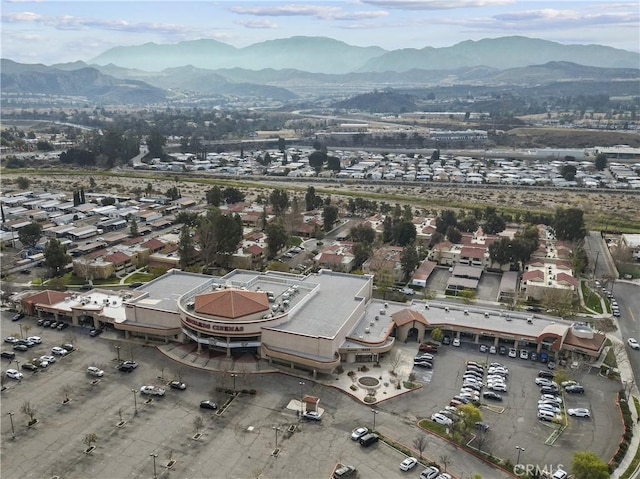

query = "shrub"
[347,371,355,377]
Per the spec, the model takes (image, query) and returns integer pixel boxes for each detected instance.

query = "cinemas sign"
[185,317,244,332]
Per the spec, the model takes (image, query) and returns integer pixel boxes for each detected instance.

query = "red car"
[419,343,439,353]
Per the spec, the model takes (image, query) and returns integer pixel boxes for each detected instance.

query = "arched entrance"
[407,327,419,342]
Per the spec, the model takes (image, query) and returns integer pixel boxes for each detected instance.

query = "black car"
[200,400,218,410]
[21,363,38,372]
[49,321,59,328]
[61,343,74,351]
[565,385,585,394]
[498,346,507,356]
[169,381,186,390]
[538,370,555,379]
[540,386,559,396]
[43,320,51,327]
[13,344,28,352]
[37,319,45,326]
[1,351,16,360]
[129,282,143,289]
[442,336,451,345]
[482,391,503,401]
[89,328,104,337]
[118,361,137,372]
[57,322,68,330]
[11,313,25,321]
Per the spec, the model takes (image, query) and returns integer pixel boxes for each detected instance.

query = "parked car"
[169,380,186,390]
[508,348,517,358]
[565,384,585,394]
[4,336,19,344]
[475,422,490,432]
[118,361,137,372]
[498,346,507,355]
[87,366,104,377]
[628,338,640,350]
[6,368,23,380]
[51,346,68,356]
[303,411,322,421]
[539,352,549,363]
[89,328,104,337]
[561,380,578,387]
[442,336,451,345]
[479,344,488,353]
[420,467,440,479]
[519,349,529,359]
[489,346,497,354]
[140,385,166,396]
[535,377,555,387]
[57,322,69,330]
[540,386,559,395]
[419,343,439,353]
[452,338,461,347]
[431,413,453,427]
[551,469,568,479]
[359,433,379,447]
[61,343,74,351]
[538,403,561,414]
[11,313,25,321]
[13,344,28,352]
[530,352,538,361]
[333,465,357,479]
[415,353,434,362]
[541,394,562,404]
[399,457,418,471]
[37,319,45,326]
[488,383,507,392]
[538,370,555,379]
[40,355,56,364]
[49,321,59,329]
[568,408,591,417]
[350,427,368,441]
[199,400,218,410]
[414,361,433,369]
[27,336,42,344]
[547,361,556,370]
[482,391,503,401]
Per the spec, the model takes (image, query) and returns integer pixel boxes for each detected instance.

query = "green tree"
[352,242,371,268]
[269,189,290,217]
[483,214,506,235]
[177,226,197,269]
[430,328,444,343]
[457,403,482,435]
[446,226,462,244]
[327,156,341,171]
[18,223,43,248]
[571,451,609,479]
[165,186,181,200]
[265,219,288,259]
[43,239,71,277]
[349,224,376,245]
[206,186,223,206]
[223,187,245,204]
[322,205,339,232]
[129,217,139,237]
[198,208,243,268]
[308,150,327,174]
[554,208,586,241]
[147,130,165,158]
[400,244,419,281]
[277,137,286,153]
[594,153,607,171]
[16,176,30,189]
[304,186,323,211]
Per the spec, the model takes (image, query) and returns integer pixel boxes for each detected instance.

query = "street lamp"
[115,345,121,362]
[150,453,158,479]
[14,359,20,371]
[299,381,305,416]
[18,323,23,339]
[231,373,238,394]
[132,389,138,414]
[371,408,379,432]
[7,412,15,439]
[515,445,525,465]
[273,426,281,450]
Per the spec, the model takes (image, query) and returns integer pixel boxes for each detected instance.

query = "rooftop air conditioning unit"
[425,303,429,309]
[374,316,379,321]
[384,303,388,308]
[484,312,490,318]
[365,328,370,334]
[380,309,385,315]
[464,310,468,315]
[445,307,449,312]
[527,318,533,324]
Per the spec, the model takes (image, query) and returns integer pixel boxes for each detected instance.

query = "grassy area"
[603,347,618,368]
[581,281,604,313]
[124,273,154,283]
[418,419,448,436]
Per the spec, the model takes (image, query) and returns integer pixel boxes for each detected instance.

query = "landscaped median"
[417,418,517,477]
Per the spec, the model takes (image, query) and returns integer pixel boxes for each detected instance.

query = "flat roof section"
[130,270,212,312]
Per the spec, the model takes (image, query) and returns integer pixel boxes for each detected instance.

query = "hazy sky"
[2,0,639,65]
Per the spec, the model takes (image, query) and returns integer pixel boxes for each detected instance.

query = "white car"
[431,413,453,427]
[488,383,507,392]
[420,466,440,479]
[87,366,104,377]
[6,368,23,380]
[487,374,506,381]
[489,346,497,354]
[535,377,556,387]
[40,355,56,364]
[552,469,568,479]
[27,336,42,344]
[452,338,461,347]
[628,338,640,350]
[568,408,591,417]
[436,474,452,479]
[350,427,368,441]
[538,404,561,414]
[140,385,166,396]
[541,394,563,404]
[51,346,68,356]
[399,457,418,471]
[508,348,517,358]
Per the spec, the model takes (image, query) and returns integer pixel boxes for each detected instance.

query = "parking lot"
[397,339,622,471]
[3,312,498,479]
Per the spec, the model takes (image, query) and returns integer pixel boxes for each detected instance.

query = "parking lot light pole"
[8,412,15,439]
[18,323,23,339]
[299,381,305,415]
[132,389,138,414]
[150,453,158,479]
[14,359,20,371]
[115,345,121,361]
[273,426,281,450]
[371,408,378,432]
[231,373,238,394]
[515,445,525,465]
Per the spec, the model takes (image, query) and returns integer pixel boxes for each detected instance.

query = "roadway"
[584,231,617,280]
[611,281,640,385]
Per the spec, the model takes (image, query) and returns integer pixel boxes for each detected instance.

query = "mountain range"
[2,36,638,105]
[89,36,639,73]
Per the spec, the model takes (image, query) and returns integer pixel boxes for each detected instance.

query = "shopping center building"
[16,268,606,376]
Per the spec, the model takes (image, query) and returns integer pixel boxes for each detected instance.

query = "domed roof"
[193,289,269,319]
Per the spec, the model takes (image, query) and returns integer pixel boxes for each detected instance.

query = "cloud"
[490,8,640,29]
[360,0,514,9]
[231,4,388,21]
[2,11,197,35]
[237,19,279,29]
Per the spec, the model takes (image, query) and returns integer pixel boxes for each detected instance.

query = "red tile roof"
[392,308,429,327]
[522,270,544,281]
[194,289,269,319]
[104,251,131,265]
[23,290,70,306]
